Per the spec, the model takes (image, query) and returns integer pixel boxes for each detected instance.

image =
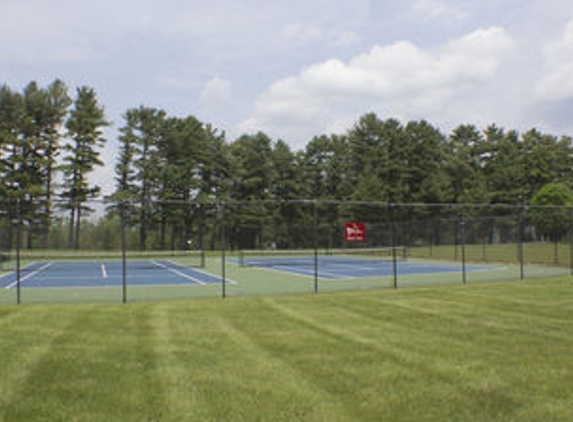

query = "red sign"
[344,222,366,242]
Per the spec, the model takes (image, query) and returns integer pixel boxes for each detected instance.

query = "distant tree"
[157,115,208,249]
[270,140,300,200]
[444,124,487,203]
[522,129,573,200]
[194,124,230,250]
[0,86,26,200]
[349,114,415,203]
[196,124,230,202]
[22,80,71,246]
[0,85,26,250]
[61,86,109,249]
[114,106,166,249]
[302,135,351,200]
[269,139,306,248]
[228,132,274,248]
[44,80,72,203]
[298,135,351,248]
[530,182,573,243]
[403,120,448,204]
[114,111,140,201]
[482,126,525,204]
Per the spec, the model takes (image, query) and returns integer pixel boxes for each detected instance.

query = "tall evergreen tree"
[228,132,274,248]
[302,134,351,200]
[0,85,26,250]
[61,86,109,249]
[520,129,573,200]
[21,80,71,246]
[0,85,26,200]
[445,124,487,203]
[157,115,205,250]
[115,106,166,250]
[482,125,524,204]
[43,80,72,229]
[403,120,448,204]
[348,114,408,203]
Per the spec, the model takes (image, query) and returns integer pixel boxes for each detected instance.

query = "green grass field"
[408,241,573,267]
[0,277,571,421]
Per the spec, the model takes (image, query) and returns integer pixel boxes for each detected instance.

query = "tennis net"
[0,250,206,272]
[238,247,407,268]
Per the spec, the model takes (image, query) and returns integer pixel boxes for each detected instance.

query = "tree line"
[0,80,107,249]
[1,80,573,251]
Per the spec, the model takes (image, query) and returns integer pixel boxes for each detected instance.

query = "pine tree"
[22,80,71,246]
[61,86,108,249]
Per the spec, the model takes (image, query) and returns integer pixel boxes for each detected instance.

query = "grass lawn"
[0,277,572,421]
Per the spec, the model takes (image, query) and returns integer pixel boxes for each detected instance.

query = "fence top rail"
[1,197,572,211]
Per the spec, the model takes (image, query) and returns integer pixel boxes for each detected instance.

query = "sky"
[2,0,573,193]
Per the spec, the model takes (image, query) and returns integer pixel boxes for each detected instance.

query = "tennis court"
[0,259,221,289]
[237,248,495,280]
[0,245,566,303]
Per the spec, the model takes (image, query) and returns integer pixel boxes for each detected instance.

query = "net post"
[220,201,227,299]
[200,249,206,268]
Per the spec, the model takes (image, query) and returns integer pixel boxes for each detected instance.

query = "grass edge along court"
[0,276,571,421]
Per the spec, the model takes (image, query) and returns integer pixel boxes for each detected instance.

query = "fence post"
[120,200,127,304]
[16,198,22,305]
[390,203,398,289]
[518,206,525,280]
[460,213,467,285]
[569,207,573,276]
[313,199,319,294]
[220,201,227,299]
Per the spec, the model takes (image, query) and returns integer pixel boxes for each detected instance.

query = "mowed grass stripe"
[258,286,573,421]
[215,316,354,421]
[0,307,173,421]
[0,308,79,413]
[0,278,571,421]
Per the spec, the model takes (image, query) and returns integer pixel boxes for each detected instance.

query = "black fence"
[0,199,571,304]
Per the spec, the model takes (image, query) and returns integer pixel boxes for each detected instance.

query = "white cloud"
[240,26,514,147]
[281,23,359,48]
[535,18,573,102]
[413,0,469,21]
[199,77,232,108]
[441,27,515,80]
[282,23,324,42]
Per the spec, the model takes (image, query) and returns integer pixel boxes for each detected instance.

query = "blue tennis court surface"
[0,260,221,289]
[239,255,493,280]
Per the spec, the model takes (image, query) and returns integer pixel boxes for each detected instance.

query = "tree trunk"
[75,206,82,250]
[68,208,75,248]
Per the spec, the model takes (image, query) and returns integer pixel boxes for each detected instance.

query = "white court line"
[4,262,54,289]
[246,263,344,280]
[165,260,236,284]
[152,261,206,285]
[100,263,108,279]
[279,265,346,279]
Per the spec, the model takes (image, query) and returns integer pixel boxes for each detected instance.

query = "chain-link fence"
[0,199,571,304]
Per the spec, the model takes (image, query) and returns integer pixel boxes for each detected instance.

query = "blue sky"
[2,0,573,191]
